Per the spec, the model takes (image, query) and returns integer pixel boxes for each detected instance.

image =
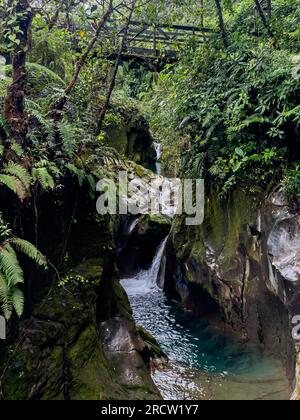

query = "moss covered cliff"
[164,187,299,392]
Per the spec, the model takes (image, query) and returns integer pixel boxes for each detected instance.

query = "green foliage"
[0,0,299,321]
[57,120,77,157]
[31,160,61,191]
[0,115,11,137]
[282,164,300,202]
[58,274,90,288]
[3,162,31,189]
[0,163,31,201]
[11,238,48,269]
[148,43,300,194]
[0,213,12,241]
[0,214,47,320]
[3,62,65,95]
[29,27,73,79]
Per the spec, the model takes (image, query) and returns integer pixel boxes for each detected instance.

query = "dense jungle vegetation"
[0,0,299,322]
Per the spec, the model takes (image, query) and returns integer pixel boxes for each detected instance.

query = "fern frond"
[4,63,65,86]
[0,115,10,136]
[66,163,86,186]
[11,239,48,268]
[48,163,62,178]
[3,163,31,190]
[1,298,13,321]
[10,143,24,157]
[0,272,9,303]
[32,167,55,190]
[0,234,47,320]
[0,271,22,320]
[12,289,24,317]
[26,62,65,86]
[30,110,56,143]
[0,174,28,201]
[57,120,77,156]
[0,244,24,287]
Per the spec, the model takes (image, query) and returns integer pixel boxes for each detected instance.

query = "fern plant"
[0,214,47,320]
[31,159,61,191]
[0,162,31,201]
[28,108,56,144]
[0,115,11,137]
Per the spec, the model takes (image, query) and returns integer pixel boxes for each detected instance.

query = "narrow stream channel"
[121,240,291,400]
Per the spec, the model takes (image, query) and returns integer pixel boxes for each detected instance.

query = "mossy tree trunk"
[3,0,33,147]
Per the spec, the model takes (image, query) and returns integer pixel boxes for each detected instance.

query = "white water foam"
[121,237,168,295]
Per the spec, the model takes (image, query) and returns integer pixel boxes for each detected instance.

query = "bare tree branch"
[97,0,137,134]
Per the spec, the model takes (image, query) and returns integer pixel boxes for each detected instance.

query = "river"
[121,239,291,400]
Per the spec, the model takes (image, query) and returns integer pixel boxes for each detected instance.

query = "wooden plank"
[124,47,178,59]
[108,19,214,34]
[127,20,214,33]
[128,34,205,45]
[125,29,210,41]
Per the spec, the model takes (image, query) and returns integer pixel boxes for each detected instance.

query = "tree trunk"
[97,1,137,134]
[3,0,33,146]
[254,0,274,38]
[200,0,204,29]
[214,0,228,49]
[267,0,272,19]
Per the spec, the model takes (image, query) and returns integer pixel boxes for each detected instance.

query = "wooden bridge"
[104,0,272,60]
[105,20,215,60]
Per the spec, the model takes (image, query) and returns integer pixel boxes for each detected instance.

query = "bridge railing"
[105,20,215,58]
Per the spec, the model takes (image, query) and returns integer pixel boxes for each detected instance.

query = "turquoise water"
[121,275,291,400]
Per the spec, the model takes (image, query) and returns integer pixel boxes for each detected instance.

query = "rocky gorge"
[0,114,299,400]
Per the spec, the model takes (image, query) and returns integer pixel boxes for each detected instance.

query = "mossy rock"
[1,349,31,400]
[137,327,167,360]
[138,214,170,235]
[68,324,114,400]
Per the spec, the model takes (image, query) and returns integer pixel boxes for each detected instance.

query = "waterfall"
[121,237,168,295]
[154,142,162,175]
[154,142,161,160]
[148,237,168,287]
[128,217,140,235]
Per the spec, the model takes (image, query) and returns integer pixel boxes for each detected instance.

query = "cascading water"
[127,217,140,235]
[121,237,168,295]
[148,237,168,288]
[121,237,291,400]
[154,142,163,175]
[120,141,291,401]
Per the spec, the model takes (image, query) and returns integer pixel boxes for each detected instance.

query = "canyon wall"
[163,188,300,394]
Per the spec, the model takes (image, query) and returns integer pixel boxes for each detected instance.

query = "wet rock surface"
[164,188,300,395]
[117,214,171,278]
[105,111,156,168]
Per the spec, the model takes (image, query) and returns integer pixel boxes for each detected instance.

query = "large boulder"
[0,187,161,400]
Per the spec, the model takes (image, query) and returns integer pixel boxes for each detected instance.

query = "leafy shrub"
[282,164,300,203]
[148,43,300,193]
[0,214,47,320]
